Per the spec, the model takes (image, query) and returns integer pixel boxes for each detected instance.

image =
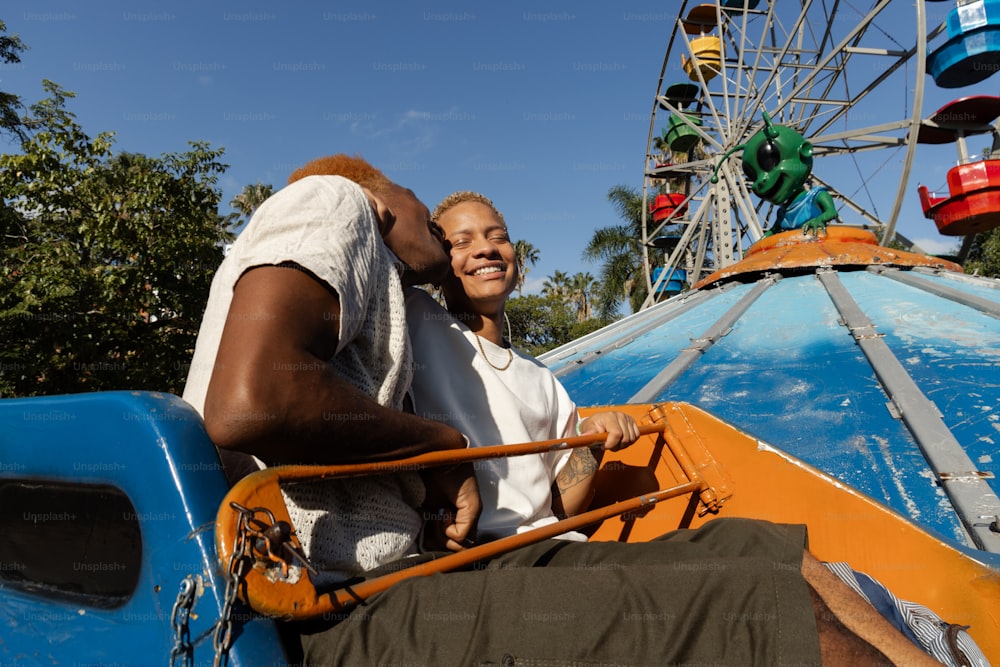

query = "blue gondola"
[927,0,1000,88]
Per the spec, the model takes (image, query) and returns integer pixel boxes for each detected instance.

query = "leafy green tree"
[963,227,1000,277]
[513,239,539,296]
[505,294,578,356]
[0,21,28,141]
[506,292,615,356]
[584,184,657,316]
[0,81,232,396]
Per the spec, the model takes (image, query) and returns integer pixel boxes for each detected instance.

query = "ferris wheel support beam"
[812,144,910,160]
[647,158,716,180]
[812,119,916,145]
[881,0,927,247]
[727,170,764,239]
[811,45,922,140]
[798,4,862,130]
[654,98,723,153]
[639,194,714,311]
[678,27,728,145]
[644,175,713,245]
[844,46,910,57]
[640,0,694,298]
[690,217,711,285]
[810,172,889,230]
[715,2,737,138]
[750,0,894,127]
[736,2,809,134]
[713,175,735,268]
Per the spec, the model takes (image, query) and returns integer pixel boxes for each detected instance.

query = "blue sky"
[0,2,985,296]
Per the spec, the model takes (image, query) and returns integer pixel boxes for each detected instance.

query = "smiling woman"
[432,190,519,348]
[404,190,641,543]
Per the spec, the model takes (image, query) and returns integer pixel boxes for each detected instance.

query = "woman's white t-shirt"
[405,288,586,542]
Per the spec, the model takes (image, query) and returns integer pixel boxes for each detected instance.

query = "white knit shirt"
[183,176,423,584]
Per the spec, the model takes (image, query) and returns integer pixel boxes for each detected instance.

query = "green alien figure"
[712,111,838,236]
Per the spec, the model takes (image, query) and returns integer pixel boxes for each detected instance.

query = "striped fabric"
[824,562,989,666]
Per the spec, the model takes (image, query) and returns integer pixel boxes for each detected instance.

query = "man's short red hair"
[288,154,394,194]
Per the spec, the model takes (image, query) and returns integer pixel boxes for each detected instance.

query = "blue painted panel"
[912,271,1000,304]
[845,272,1000,488]
[554,273,974,545]
[656,276,968,544]
[0,391,285,665]
[557,284,752,405]
[544,290,716,375]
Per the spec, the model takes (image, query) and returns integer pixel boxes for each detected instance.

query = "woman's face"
[435,200,518,316]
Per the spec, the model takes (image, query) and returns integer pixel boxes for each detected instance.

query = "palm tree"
[584,184,655,315]
[513,239,540,296]
[230,182,274,227]
[567,272,597,323]
[652,128,671,163]
[650,129,672,197]
[541,270,570,300]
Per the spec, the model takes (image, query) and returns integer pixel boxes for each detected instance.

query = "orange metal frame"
[694,227,962,289]
[215,401,1000,661]
[585,403,1000,661]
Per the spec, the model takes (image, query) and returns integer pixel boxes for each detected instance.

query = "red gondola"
[914,96,1000,235]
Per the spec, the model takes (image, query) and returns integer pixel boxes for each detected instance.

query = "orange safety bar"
[214,406,730,620]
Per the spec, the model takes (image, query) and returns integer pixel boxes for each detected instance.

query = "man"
[183,155,479,581]
[184,155,940,665]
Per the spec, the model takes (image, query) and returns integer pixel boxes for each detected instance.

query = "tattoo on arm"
[551,447,600,519]
[555,447,598,494]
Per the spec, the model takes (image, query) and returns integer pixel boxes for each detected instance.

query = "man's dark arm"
[203,265,467,465]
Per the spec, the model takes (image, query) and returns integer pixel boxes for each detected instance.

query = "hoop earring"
[504,311,512,342]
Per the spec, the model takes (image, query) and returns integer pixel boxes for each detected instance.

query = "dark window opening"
[0,480,142,608]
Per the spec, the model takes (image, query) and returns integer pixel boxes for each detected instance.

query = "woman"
[405,190,640,543]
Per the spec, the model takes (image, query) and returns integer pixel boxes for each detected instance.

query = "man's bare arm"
[203,265,467,465]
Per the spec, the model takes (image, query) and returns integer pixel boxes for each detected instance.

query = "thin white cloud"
[349,107,469,156]
[521,275,547,295]
[911,236,962,256]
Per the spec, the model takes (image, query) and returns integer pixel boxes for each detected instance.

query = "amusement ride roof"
[541,227,1000,554]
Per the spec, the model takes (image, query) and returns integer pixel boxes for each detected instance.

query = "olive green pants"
[299,518,821,666]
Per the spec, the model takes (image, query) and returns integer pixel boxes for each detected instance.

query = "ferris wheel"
[640,0,931,308]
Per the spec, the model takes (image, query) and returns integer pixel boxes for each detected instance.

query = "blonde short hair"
[432,191,506,225]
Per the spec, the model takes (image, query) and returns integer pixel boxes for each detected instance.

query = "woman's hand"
[578,411,641,451]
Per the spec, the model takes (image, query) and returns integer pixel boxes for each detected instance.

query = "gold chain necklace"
[475,334,513,371]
